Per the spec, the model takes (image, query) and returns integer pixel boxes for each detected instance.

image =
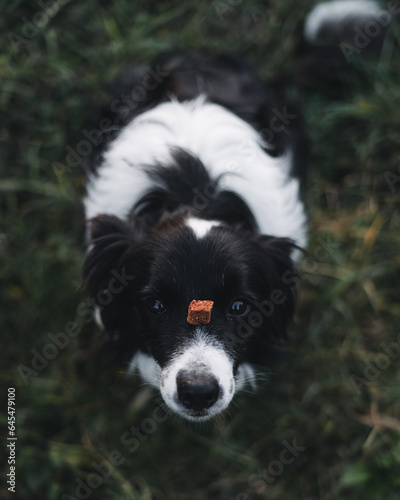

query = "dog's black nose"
[176,372,220,410]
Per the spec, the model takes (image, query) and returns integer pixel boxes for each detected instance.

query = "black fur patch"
[82,209,298,368]
[85,51,306,178]
[132,148,257,233]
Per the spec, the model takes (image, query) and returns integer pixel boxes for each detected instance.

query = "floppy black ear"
[258,236,301,271]
[254,235,301,343]
[89,214,131,241]
[83,214,133,300]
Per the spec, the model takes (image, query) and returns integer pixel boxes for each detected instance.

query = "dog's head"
[83,213,298,421]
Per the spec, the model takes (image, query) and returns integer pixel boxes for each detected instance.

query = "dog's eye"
[147,298,167,314]
[229,299,250,317]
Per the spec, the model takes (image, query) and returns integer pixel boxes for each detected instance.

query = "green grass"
[1,0,400,498]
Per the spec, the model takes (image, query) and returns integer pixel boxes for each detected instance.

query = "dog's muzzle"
[159,331,235,421]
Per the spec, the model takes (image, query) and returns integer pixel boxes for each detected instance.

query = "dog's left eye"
[228,299,250,317]
[147,298,167,314]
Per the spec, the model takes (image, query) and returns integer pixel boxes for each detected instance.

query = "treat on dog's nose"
[187,300,214,325]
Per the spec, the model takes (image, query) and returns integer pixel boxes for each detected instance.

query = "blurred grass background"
[1,0,400,498]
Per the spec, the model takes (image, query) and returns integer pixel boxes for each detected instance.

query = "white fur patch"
[94,306,103,328]
[127,330,238,421]
[235,363,256,391]
[128,351,161,387]
[84,97,307,255]
[304,0,380,42]
[159,329,234,421]
[128,346,259,421]
[186,217,221,238]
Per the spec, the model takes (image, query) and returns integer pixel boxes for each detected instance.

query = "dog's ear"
[89,214,131,241]
[258,236,299,271]
[83,215,134,299]
[82,214,151,337]
[253,235,301,343]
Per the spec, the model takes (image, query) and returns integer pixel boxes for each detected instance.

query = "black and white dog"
[82,1,386,421]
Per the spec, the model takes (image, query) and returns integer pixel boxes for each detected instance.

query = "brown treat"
[187,300,214,325]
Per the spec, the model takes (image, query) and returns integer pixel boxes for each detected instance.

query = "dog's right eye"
[147,298,167,314]
[228,299,250,317]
